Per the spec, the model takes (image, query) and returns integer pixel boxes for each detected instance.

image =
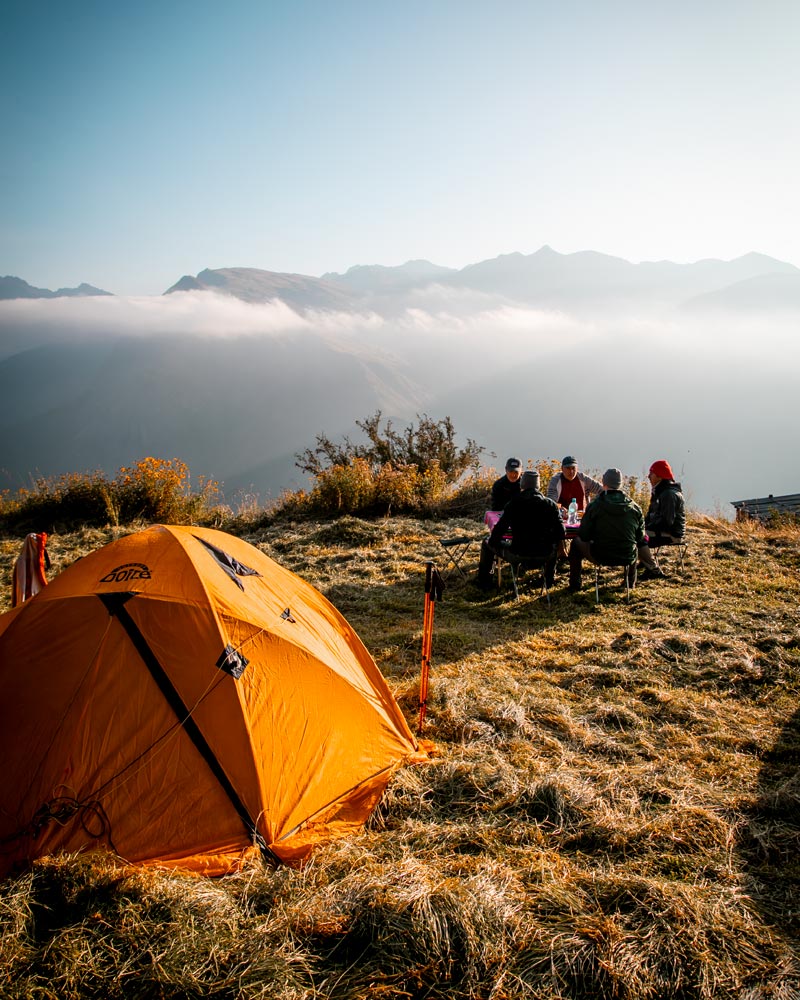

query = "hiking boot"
[639,566,667,581]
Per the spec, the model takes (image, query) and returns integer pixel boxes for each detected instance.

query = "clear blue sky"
[3,0,799,294]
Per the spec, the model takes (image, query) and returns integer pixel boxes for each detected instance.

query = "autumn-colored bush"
[296,411,483,483]
[112,458,219,524]
[0,459,221,534]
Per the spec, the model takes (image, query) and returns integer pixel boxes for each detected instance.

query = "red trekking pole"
[418,561,444,733]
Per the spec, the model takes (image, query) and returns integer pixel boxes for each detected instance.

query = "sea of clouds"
[2,288,798,513]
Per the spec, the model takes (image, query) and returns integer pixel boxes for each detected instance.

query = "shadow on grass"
[739,705,800,946]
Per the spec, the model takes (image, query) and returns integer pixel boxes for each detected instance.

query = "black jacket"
[645,480,686,538]
[489,489,566,558]
[490,474,521,511]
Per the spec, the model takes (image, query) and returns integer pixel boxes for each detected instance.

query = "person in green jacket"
[568,468,662,591]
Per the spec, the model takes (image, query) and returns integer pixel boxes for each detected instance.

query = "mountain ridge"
[0,276,113,300]
[161,248,800,315]
[4,247,798,309]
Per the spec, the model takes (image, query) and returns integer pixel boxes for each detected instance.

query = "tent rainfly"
[0,525,423,877]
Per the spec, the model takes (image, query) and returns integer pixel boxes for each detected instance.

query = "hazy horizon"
[2,282,798,514]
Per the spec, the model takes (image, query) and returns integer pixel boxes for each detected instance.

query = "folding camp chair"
[507,554,552,605]
[651,538,688,574]
[438,535,479,581]
[493,545,555,605]
[593,559,637,603]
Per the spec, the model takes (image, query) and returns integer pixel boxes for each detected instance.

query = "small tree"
[295,412,483,484]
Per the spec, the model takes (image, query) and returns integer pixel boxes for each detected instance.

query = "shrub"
[113,458,219,524]
[373,463,420,513]
[309,458,376,515]
[0,459,221,534]
[296,412,483,483]
[0,471,113,534]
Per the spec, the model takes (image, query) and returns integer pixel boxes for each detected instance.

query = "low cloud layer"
[2,286,796,367]
[1,289,798,512]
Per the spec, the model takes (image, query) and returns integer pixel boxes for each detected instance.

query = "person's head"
[648,459,674,487]
[602,468,623,491]
[520,470,540,492]
[561,455,578,481]
[505,457,521,482]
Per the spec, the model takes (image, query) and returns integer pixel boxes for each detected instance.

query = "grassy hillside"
[1,513,798,999]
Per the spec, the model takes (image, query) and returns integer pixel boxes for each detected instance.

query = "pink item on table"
[484,510,502,531]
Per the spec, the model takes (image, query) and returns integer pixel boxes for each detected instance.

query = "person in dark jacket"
[643,459,686,546]
[486,470,566,587]
[490,457,522,510]
[476,458,523,588]
[568,468,647,592]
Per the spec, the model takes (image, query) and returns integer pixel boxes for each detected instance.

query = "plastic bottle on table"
[567,498,578,526]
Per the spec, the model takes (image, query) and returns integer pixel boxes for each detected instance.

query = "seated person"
[569,468,658,591]
[491,457,522,510]
[476,458,523,589]
[480,470,566,589]
[643,459,686,548]
[546,455,603,511]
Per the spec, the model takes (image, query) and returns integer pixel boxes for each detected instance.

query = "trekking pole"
[418,561,444,733]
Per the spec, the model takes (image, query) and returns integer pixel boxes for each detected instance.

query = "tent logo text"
[100,563,152,584]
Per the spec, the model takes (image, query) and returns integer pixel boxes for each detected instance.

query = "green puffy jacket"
[578,490,645,565]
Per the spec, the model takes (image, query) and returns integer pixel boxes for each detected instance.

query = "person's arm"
[577,500,596,540]
[489,509,512,549]
[647,493,668,532]
[490,480,504,510]
[580,473,603,498]
[635,505,646,545]
[552,506,566,541]
[656,489,680,533]
[546,475,560,502]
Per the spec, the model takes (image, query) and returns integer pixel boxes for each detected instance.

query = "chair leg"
[652,541,689,575]
[624,562,637,601]
[493,556,503,590]
[595,562,636,602]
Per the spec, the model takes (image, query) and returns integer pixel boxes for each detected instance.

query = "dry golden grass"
[1,513,799,998]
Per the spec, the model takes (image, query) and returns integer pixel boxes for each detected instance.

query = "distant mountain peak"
[54,282,113,298]
[0,276,112,300]
[163,266,357,310]
[320,259,456,294]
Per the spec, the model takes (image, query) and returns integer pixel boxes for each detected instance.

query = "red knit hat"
[649,459,674,480]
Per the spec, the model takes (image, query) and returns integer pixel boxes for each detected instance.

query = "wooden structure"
[730,493,800,522]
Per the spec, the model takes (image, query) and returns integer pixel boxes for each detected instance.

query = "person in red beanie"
[640,459,686,578]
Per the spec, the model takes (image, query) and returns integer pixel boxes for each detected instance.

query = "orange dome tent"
[0,525,422,877]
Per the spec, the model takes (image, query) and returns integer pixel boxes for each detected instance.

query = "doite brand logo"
[100,563,152,584]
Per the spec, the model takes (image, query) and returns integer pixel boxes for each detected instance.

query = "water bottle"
[567,498,578,526]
